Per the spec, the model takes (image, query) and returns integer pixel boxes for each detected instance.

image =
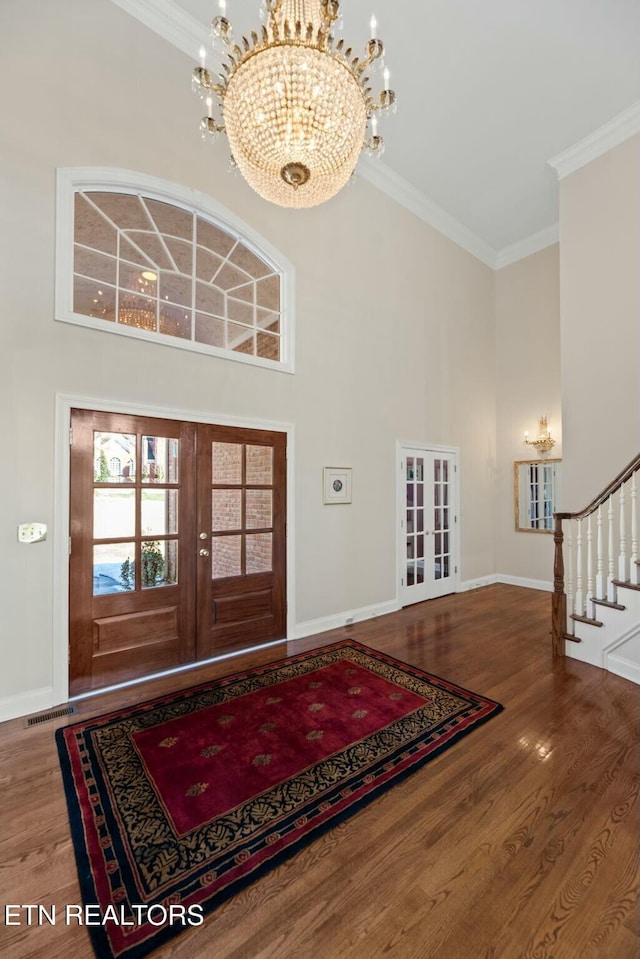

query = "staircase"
[551,453,640,685]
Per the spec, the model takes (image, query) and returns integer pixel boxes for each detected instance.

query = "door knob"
[199,532,208,540]
[199,548,210,557]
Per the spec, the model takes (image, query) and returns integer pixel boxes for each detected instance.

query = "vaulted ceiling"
[114,0,640,267]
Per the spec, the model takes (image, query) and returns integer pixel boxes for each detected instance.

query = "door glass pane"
[246,533,272,573]
[246,490,272,529]
[213,443,243,484]
[141,489,178,535]
[416,484,424,508]
[416,459,424,481]
[142,436,179,484]
[94,432,136,482]
[212,490,242,531]
[434,459,441,482]
[416,561,424,584]
[407,537,415,560]
[406,457,414,481]
[417,537,424,559]
[93,489,135,539]
[141,540,178,589]
[213,535,242,578]
[417,510,424,533]
[93,543,135,595]
[246,445,273,485]
[443,460,449,482]
[406,510,413,534]
[406,563,415,586]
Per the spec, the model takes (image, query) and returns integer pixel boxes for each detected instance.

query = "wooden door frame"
[395,441,461,606]
[53,393,296,705]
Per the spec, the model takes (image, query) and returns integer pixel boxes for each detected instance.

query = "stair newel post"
[552,514,567,657]
[575,518,584,617]
[586,514,594,620]
[596,504,605,599]
[618,484,627,582]
[607,496,616,602]
[631,472,638,585]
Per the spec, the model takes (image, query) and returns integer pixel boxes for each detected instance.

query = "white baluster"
[575,518,584,617]
[586,514,594,619]
[607,496,616,602]
[596,504,605,599]
[566,522,575,626]
[631,472,638,585]
[618,484,627,582]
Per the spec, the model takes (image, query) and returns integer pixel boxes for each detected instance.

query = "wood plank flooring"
[0,584,638,959]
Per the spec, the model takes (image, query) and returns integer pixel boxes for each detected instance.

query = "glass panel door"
[400,447,458,607]
[196,426,286,660]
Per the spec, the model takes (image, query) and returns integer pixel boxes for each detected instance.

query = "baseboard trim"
[459,574,553,593]
[295,599,401,640]
[496,575,553,593]
[605,655,640,686]
[458,575,498,592]
[0,686,57,725]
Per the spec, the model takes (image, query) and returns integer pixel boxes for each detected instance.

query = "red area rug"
[56,639,503,959]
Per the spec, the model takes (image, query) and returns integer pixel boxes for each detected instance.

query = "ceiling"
[114,0,640,267]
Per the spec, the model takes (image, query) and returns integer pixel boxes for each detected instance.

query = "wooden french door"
[399,447,458,607]
[69,410,286,696]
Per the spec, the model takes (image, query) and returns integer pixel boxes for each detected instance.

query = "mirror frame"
[514,458,561,534]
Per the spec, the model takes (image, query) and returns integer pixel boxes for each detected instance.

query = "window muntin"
[60,177,292,370]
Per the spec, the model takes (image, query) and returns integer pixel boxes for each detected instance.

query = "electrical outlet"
[17,523,47,544]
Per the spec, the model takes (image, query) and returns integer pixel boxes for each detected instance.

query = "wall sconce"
[524,416,556,455]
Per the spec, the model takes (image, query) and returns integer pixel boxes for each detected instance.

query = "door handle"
[199,548,210,557]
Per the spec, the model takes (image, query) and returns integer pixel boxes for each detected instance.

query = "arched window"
[109,457,122,477]
[55,169,294,372]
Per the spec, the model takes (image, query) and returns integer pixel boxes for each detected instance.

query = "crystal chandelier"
[192,0,396,208]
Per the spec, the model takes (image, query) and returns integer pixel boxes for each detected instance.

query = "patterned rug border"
[56,639,504,959]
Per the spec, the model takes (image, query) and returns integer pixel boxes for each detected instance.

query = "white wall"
[559,133,640,510]
[0,0,497,716]
[495,245,561,584]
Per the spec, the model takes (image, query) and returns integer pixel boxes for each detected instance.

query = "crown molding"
[357,157,498,268]
[110,0,206,60]
[548,100,640,180]
[495,223,559,270]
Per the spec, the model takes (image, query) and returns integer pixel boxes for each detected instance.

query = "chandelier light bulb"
[192,0,396,207]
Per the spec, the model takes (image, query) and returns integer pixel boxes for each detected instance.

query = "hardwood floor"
[1,584,638,959]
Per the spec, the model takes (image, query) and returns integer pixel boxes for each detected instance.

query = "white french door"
[398,446,459,606]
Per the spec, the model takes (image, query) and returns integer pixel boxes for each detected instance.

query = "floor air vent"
[25,704,77,727]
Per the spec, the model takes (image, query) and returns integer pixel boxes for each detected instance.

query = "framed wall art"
[323,467,352,505]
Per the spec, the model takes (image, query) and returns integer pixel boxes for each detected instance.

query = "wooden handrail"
[555,452,640,522]
[552,451,640,658]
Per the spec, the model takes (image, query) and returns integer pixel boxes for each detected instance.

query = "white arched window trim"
[55,167,295,374]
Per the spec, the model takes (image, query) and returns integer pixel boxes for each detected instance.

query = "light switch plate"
[18,523,47,544]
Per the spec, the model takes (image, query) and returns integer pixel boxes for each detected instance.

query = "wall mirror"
[514,459,561,533]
